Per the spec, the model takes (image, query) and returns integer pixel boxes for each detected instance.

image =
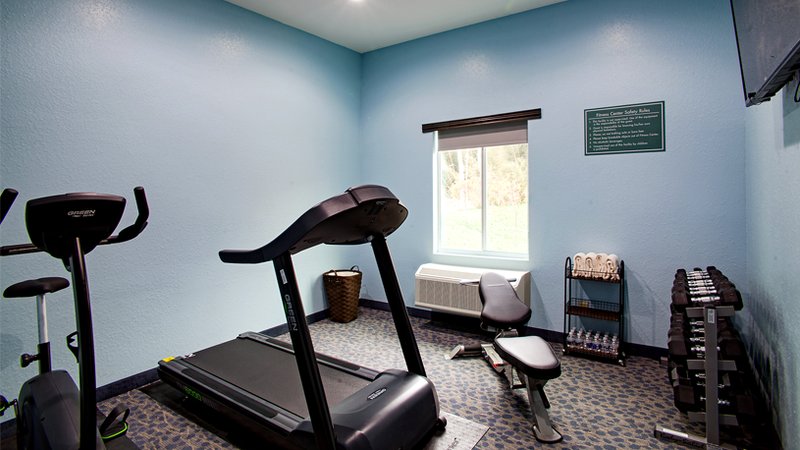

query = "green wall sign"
[584,101,665,155]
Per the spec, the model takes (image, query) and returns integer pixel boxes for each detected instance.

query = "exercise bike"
[0,275,70,422]
[1,189,69,400]
[0,186,149,450]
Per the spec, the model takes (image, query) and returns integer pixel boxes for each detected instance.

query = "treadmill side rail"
[157,357,302,435]
[157,332,382,442]
[238,332,380,379]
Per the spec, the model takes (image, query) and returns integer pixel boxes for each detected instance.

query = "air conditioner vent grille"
[414,263,530,318]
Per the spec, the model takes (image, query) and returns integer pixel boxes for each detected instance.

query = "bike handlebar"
[0,188,19,225]
[104,186,149,244]
[0,187,149,256]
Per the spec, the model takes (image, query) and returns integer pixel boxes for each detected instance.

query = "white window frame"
[433,121,529,260]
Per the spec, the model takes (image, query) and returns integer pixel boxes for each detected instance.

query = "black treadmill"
[158,185,444,450]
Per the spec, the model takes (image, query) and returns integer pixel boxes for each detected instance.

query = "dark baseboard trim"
[360,298,667,359]
[98,368,159,402]
[1,299,666,441]
[359,297,392,312]
[625,341,668,359]
[261,309,329,337]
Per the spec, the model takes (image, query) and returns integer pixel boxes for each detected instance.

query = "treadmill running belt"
[183,336,372,418]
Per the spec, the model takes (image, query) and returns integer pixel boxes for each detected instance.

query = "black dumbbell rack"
[655,305,740,448]
[655,267,744,449]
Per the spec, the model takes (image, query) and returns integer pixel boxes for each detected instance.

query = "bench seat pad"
[495,336,561,380]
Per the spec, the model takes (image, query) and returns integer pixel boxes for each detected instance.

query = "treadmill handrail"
[219,184,407,264]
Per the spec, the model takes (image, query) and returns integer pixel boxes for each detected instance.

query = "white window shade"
[437,121,527,151]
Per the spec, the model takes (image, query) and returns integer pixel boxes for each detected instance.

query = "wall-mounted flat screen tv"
[730,0,800,106]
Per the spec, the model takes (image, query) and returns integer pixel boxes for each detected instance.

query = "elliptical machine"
[0,187,149,450]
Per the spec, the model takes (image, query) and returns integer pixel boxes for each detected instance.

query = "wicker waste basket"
[323,266,361,323]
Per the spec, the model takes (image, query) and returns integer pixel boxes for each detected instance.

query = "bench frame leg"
[503,365,526,390]
[525,376,562,443]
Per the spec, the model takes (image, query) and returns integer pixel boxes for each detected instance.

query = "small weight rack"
[654,267,754,449]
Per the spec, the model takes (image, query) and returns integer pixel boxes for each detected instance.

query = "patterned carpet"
[88,307,771,449]
[266,308,697,449]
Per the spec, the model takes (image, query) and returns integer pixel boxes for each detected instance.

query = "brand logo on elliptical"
[367,387,387,400]
[67,210,96,218]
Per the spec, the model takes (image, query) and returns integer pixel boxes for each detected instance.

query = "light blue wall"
[742,80,800,443]
[357,0,746,351]
[3,0,793,444]
[0,0,361,405]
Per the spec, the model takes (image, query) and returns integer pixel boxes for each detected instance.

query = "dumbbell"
[667,330,746,364]
[672,384,757,422]
[670,365,749,390]
[668,314,733,332]
[669,314,731,334]
[672,278,736,294]
[674,280,718,291]
[668,326,741,348]
[676,266,731,284]
[705,269,733,287]
[672,278,736,292]
[666,343,742,375]
[706,266,725,278]
[670,288,742,310]
[671,287,743,311]
[666,351,749,386]
[673,276,713,292]
[672,374,745,400]
[673,276,734,288]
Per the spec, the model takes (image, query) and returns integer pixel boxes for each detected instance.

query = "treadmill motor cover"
[290,369,439,450]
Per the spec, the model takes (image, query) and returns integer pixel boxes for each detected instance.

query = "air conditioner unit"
[414,263,531,318]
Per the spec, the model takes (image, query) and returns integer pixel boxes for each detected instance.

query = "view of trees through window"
[438,143,528,256]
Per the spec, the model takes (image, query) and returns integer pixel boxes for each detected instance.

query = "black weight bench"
[448,272,562,443]
[495,335,562,442]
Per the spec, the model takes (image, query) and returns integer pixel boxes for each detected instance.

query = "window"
[428,115,534,259]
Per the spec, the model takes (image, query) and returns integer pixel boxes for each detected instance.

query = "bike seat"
[4,277,70,298]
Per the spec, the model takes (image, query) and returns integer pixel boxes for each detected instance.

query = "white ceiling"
[224,0,565,53]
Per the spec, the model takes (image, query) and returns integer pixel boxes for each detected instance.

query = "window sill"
[433,250,529,264]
